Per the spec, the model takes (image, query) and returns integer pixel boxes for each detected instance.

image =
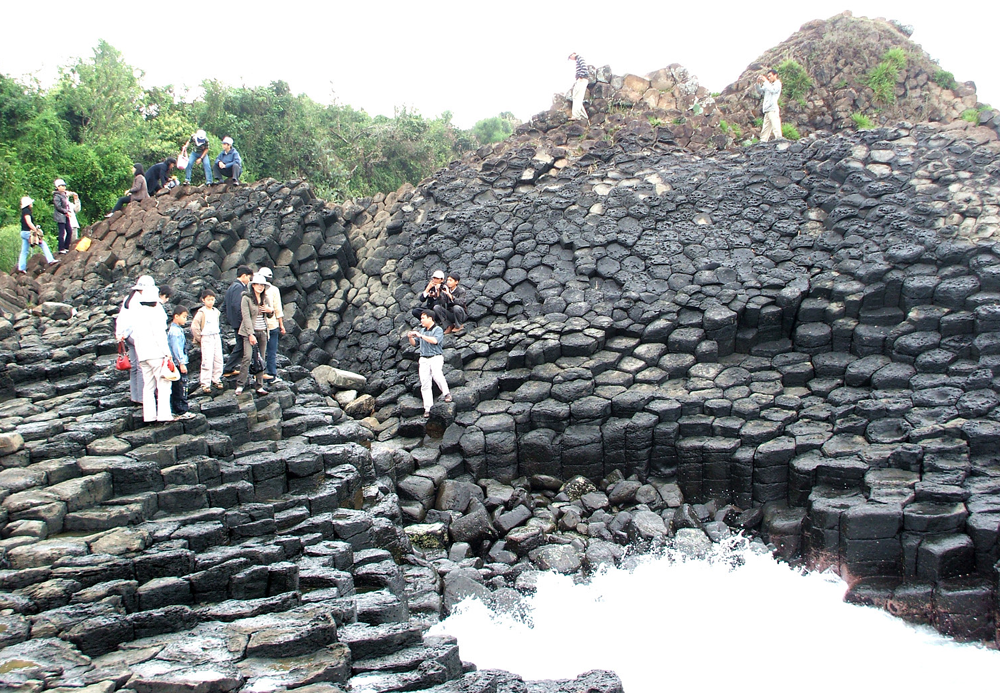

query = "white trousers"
[571,78,588,120]
[140,358,174,422]
[419,354,450,413]
[199,334,224,387]
[761,109,782,142]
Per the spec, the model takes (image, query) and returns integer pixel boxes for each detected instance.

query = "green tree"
[472,116,514,145]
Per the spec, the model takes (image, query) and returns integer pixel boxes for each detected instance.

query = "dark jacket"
[53,190,70,224]
[145,161,173,194]
[443,284,467,308]
[225,279,248,328]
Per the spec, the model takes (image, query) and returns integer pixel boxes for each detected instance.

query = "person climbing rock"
[568,52,589,121]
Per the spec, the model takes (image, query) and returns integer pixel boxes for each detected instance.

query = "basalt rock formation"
[4,12,1000,689]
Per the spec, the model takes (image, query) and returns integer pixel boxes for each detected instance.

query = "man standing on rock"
[568,53,589,121]
[408,311,451,418]
[258,267,285,382]
[756,69,783,142]
[223,265,254,378]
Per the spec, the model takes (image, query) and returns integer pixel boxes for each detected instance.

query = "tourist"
[145,157,178,195]
[407,310,451,418]
[438,272,468,334]
[258,267,285,381]
[756,69,783,142]
[115,275,158,406]
[185,130,213,185]
[53,179,73,254]
[110,164,148,214]
[214,137,243,184]
[129,277,175,423]
[66,190,82,244]
[167,305,193,418]
[17,197,58,273]
[223,265,254,378]
[191,288,225,394]
[568,53,589,121]
[235,272,273,396]
[411,270,446,320]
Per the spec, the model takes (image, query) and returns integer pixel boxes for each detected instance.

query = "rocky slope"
[4,12,1000,689]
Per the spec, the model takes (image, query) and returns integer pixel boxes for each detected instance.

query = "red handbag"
[116,341,131,371]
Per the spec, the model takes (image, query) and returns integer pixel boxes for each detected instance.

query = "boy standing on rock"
[167,306,193,419]
[408,311,452,418]
[756,69,783,142]
[192,289,225,393]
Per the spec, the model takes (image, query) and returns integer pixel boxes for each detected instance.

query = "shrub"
[0,223,59,274]
[962,105,993,123]
[647,116,663,128]
[781,123,801,140]
[867,48,908,105]
[673,116,686,125]
[719,120,743,139]
[851,112,875,130]
[777,59,812,106]
[752,117,763,127]
[933,69,957,91]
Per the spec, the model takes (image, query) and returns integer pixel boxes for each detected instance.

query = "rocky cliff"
[4,11,1000,688]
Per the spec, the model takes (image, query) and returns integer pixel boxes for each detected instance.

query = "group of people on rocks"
[15,178,85,272]
[567,54,785,142]
[115,263,284,425]
[407,269,469,418]
[109,131,243,216]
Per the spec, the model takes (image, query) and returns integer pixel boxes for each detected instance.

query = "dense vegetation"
[0,41,517,238]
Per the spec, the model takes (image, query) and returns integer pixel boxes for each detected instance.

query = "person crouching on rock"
[408,310,452,418]
[411,269,446,320]
[235,272,273,396]
[439,272,467,335]
[130,278,175,423]
[214,136,243,185]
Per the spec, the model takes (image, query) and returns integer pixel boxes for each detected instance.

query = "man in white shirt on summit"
[756,69,783,142]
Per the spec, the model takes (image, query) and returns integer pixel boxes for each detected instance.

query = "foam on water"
[429,539,998,692]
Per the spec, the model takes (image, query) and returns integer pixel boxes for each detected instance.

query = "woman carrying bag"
[235,272,273,396]
[129,277,175,423]
[17,197,59,273]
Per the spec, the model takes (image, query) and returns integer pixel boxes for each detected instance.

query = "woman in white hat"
[17,197,58,272]
[116,275,157,406]
[128,278,175,423]
[235,272,273,395]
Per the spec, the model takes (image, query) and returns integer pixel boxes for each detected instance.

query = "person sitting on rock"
[17,196,59,273]
[214,136,243,185]
[756,69,783,142]
[184,130,213,185]
[407,310,451,418]
[438,272,468,335]
[411,269,446,320]
[223,265,254,378]
[568,52,589,121]
[145,157,178,195]
[110,164,148,215]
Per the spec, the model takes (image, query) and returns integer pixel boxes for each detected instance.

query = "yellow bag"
[76,237,92,252]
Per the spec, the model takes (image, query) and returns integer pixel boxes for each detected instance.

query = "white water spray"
[430,540,998,692]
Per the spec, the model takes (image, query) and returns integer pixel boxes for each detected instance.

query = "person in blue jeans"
[185,129,213,185]
[257,267,285,380]
[167,305,194,419]
[17,197,58,272]
[214,136,243,184]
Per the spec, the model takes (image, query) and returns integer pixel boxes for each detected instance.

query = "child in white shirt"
[191,288,224,393]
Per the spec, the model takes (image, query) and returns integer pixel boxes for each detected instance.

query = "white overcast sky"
[1,1,996,129]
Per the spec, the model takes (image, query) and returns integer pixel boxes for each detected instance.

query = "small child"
[167,306,193,418]
[191,289,224,393]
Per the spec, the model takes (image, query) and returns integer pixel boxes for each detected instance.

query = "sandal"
[234,387,244,395]
[423,411,431,418]
[201,387,212,395]
[214,382,224,390]
[443,394,452,403]
[255,388,269,396]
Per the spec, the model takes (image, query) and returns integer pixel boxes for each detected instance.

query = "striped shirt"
[574,55,588,80]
